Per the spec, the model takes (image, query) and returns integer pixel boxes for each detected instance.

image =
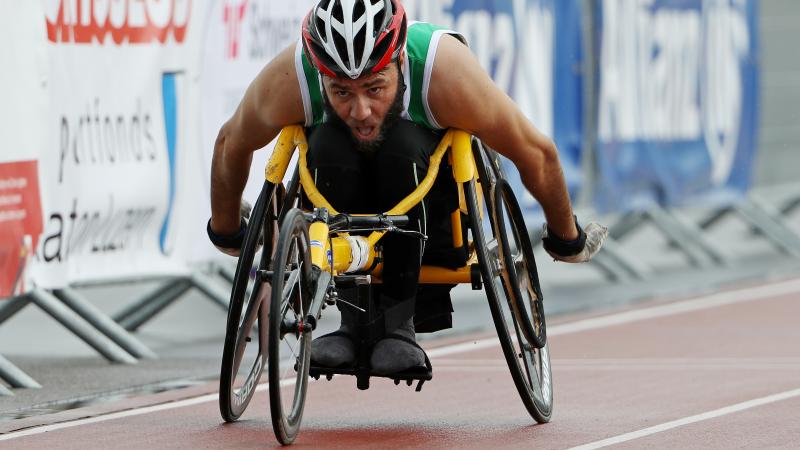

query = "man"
[208,0,607,375]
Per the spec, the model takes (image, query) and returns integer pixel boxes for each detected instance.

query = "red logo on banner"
[223,0,248,59]
[0,161,43,297]
[46,0,192,45]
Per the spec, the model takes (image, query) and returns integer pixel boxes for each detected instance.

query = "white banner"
[0,1,48,296]
[191,0,316,263]
[0,1,48,164]
[29,0,199,287]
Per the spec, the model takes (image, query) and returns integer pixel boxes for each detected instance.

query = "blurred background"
[1,0,799,420]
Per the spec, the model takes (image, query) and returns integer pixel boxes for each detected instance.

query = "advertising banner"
[593,0,760,212]
[0,1,48,297]
[193,0,318,263]
[405,0,584,217]
[191,0,581,256]
[30,0,197,287]
[0,162,43,298]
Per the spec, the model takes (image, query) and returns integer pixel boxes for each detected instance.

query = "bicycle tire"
[268,208,313,445]
[219,181,277,422]
[464,178,554,423]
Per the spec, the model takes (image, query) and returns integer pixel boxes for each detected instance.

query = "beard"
[323,63,406,154]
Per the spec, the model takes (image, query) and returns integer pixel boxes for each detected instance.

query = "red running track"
[3,277,800,449]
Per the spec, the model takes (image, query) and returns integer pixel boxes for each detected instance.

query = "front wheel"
[465,178,553,423]
[268,208,314,445]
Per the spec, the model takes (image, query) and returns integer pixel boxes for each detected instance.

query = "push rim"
[493,179,546,349]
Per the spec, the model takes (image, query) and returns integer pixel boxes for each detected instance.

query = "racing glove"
[541,216,608,263]
[206,200,253,257]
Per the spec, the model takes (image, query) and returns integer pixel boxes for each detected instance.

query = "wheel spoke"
[281,336,301,381]
[281,270,299,306]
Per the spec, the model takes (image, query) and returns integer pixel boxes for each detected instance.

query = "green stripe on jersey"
[298,22,464,129]
[301,52,324,126]
[406,22,442,129]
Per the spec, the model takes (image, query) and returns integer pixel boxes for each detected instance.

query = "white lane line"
[3,276,800,441]
[427,276,800,358]
[0,382,277,441]
[0,393,219,441]
[568,387,800,450]
[548,276,800,335]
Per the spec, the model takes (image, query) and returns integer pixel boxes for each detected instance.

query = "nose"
[350,96,371,121]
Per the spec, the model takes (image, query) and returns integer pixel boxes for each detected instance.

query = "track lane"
[3,277,800,449]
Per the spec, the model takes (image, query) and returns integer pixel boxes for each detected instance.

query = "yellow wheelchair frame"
[219,125,552,445]
[267,125,476,283]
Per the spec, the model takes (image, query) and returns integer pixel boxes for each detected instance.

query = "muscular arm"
[210,44,306,234]
[428,35,578,241]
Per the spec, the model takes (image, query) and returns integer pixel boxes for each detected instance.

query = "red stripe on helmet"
[372,0,406,73]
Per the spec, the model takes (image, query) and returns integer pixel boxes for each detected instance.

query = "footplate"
[309,365,432,392]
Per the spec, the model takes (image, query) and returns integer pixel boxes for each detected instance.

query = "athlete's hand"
[541,218,608,263]
[207,200,253,257]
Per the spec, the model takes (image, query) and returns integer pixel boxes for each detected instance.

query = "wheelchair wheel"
[268,208,313,445]
[492,178,546,349]
[464,178,554,424]
[219,181,280,422]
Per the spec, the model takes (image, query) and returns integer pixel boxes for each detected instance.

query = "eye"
[335,90,350,98]
[368,87,382,95]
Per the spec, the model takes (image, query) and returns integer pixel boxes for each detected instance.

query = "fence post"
[734,197,800,257]
[118,279,193,332]
[53,288,158,360]
[189,273,230,312]
[26,290,137,364]
[0,296,29,327]
[112,279,187,324]
[781,196,800,216]
[0,354,40,389]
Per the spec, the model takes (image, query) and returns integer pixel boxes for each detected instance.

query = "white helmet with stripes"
[302,0,408,79]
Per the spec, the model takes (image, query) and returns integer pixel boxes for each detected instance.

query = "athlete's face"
[322,62,403,145]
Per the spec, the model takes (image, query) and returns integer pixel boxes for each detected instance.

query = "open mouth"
[353,126,376,140]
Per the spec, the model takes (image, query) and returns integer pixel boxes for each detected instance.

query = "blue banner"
[592,0,760,213]
[404,0,585,216]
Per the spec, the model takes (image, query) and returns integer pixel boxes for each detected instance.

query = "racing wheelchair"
[218,125,552,444]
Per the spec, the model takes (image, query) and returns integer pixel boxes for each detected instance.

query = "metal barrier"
[4,0,800,397]
[0,266,232,391]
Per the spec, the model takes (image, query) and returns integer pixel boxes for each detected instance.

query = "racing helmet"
[302,0,407,79]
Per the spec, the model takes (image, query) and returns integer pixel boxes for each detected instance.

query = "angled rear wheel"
[465,177,553,423]
[219,182,279,422]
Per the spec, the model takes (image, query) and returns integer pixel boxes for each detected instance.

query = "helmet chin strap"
[396,60,407,96]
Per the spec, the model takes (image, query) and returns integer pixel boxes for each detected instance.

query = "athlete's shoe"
[310,329,356,368]
[369,318,428,375]
[310,309,357,368]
